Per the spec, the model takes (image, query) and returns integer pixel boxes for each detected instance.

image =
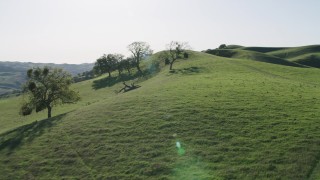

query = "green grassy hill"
[265,45,320,68]
[289,53,320,68]
[204,49,304,67]
[266,45,320,59]
[207,45,320,68]
[1,51,320,179]
[238,47,287,53]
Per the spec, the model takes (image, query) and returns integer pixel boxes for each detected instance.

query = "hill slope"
[289,53,320,68]
[238,46,287,53]
[204,49,304,67]
[267,45,320,59]
[206,45,320,68]
[1,52,320,179]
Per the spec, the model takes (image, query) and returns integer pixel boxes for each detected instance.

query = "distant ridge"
[204,45,320,68]
[204,49,304,67]
[0,61,94,95]
[239,47,287,53]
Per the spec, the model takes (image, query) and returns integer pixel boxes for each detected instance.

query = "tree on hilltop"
[218,44,227,49]
[163,41,190,70]
[127,42,153,74]
[20,67,80,118]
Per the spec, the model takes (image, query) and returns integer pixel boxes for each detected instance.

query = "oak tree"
[20,67,80,118]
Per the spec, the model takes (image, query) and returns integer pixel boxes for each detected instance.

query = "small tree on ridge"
[165,41,190,70]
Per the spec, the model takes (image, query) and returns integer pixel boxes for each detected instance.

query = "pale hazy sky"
[0,0,319,64]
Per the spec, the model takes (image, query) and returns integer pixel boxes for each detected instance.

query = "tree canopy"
[20,67,80,118]
[127,42,153,73]
[93,54,117,77]
[218,44,227,49]
[93,53,127,77]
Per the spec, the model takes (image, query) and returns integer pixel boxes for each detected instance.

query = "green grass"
[288,53,320,68]
[205,49,303,67]
[1,51,320,179]
[267,45,320,59]
[265,45,320,68]
[238,46,287,53]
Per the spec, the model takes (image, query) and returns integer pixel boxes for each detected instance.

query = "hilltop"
[0,48,320,179]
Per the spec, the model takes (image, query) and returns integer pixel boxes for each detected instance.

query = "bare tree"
[165,41,190,70]
[127,42,153,74]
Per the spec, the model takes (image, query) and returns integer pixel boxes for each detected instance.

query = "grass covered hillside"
[266,45,320,68]
[289,53,320,68]
[267,45,320,59]
[205,45,320,69]
[1,51,320,179]
[204,49,303,67]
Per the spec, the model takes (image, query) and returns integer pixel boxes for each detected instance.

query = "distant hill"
[0,61,94,95]
[204,49,304,67]
[205,44,320,68]
[266,45,320,59]
[288,53,320,68]
[238,46,287,53]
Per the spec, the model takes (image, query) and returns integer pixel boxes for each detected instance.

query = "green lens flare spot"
[176,141,185,156]
[178,148,185,156]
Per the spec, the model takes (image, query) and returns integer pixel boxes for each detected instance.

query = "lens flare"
[176,142,181,148]
[176,141,185,156]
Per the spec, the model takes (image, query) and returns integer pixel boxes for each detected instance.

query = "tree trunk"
[169,59,176,70]
[108,71,111,78]
[127,68,131,75]
[136,58,142,73]
[137,64,142,73]
[47,106,52,118]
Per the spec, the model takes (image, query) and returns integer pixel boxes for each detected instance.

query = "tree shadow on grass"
[0,113,67,152]
[92,72,148,90]
[92,59,162,90]
[169,66,204,75]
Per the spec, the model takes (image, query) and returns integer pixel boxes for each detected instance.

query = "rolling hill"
[0,50,320,179]
[205,45,320,69]
[266,45,320,59]
[264,45,320,68]
[204,49,304,67]
[239,46,287,53]
[0,61,94,96]
[289,53,320,68]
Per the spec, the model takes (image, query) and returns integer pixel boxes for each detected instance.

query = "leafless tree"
[127,42,153,73]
